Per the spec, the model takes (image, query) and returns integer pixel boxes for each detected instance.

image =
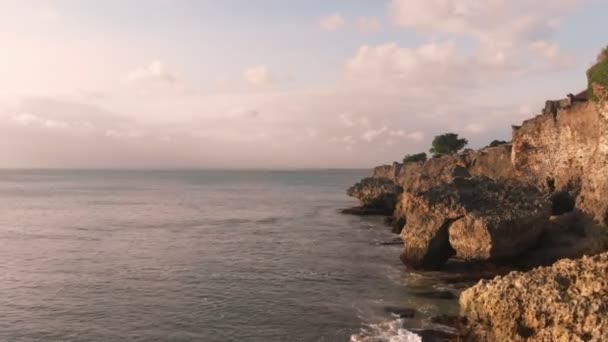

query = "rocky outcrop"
[345,177,403,215]
[400,177,549,269]
[392,145,516,219]
[371,162,403,183]
[460,252,608,341]
[512,85,608,225]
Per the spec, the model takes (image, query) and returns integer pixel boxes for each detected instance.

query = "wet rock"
[374,237,403,246]
[339,206,392,216]
[346,177,402,214]
[383,306,416,318]
[414,290,457,300]
[430,315,466,328]
[412,328,461,342]
[384,216,406,234]
[400,176,549,270]
[460,252,608,341]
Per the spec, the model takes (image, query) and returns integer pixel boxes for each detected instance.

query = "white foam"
[350,318,422,342]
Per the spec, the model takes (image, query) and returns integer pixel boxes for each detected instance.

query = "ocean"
[0,170,457,341]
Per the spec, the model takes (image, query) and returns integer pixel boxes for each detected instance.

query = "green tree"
[597,45,608,64]
[588,45,608,101]
[429,133,468,157]
[402,152,427,164]
[487,140,508,148]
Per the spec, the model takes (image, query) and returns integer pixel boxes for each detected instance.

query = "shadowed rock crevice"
[550,191,575,215]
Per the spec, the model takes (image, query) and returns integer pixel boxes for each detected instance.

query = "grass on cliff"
[588,47,608,101]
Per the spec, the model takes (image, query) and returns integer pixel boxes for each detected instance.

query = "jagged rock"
[371,162,404,183]
[512,85,608,225]
[346,177,402,213]
[390,145,516,224]
[400,177,549,269]
[412,329,461,342]
[414,290,457,300]
[384,216,406,234]
[339,206,393,216]
[460,252,608,341]
[383,306,416,318]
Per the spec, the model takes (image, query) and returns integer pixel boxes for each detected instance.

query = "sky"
[1,0,607,169]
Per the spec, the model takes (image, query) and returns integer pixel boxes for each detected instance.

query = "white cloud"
[463,123,486,134]
[104,129,146,139]
[406,131,425,142]
[306,128,318,138]
[12,113,70,129]
[389,129,425,142]
[362,126,388,142]
[358,17,381,33]
[126,60,177,83]
[389,0,581,41]
[229,107,260,119]
[345,41,478,90]
[320,13,345,31]
[389,0,582,69]
[244,65,273,86]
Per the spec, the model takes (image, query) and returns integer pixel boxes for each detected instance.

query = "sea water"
[0,170,456,341]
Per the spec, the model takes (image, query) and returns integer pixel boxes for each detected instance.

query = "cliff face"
[372,144,515,193]
[460,252,608,341]
[512,90,608,225]
[458,88,608,340]
[399,177,549,269]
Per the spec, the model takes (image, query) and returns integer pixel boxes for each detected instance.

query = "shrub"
[429,133,468,157]
[487,140,508,148]
[588,45,608,101]
[597,45,608,64]
[587,60,608,101]
[403,152,427,164]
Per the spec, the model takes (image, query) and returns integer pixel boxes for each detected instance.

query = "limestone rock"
[400,177,549,269]
[512,86,608,225]
[346,177,402,213]
[460,252,608,341]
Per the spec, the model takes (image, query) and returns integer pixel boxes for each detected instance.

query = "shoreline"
[343,83,608,340]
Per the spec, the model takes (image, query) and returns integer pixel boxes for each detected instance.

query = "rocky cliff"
[460,252,608,341]
[512,86,608,226]
[345,65,608,340]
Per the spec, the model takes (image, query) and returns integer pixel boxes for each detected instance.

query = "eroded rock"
[400,177,549,269]
[460,252,608,341]
[346,177,403,215]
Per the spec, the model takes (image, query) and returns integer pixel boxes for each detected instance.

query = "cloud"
[362,126,388,142]
[320,13,345,31]
[229,107,260,119]
[463,123,486,134]
[389,0,582,69]
[244,65,273,86]
[345,41,478,90]
[389,130,425,142]
[126,60,177,83]
[389,0,581,41]
[12,113,71,130]
[358,17,381,33]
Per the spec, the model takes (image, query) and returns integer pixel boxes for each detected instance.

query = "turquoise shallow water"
[0,170,456,342]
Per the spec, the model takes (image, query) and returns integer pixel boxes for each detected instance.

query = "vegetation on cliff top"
[487,140,508,148]
[403,152,427,163]
[587,45,608,101]
[430,133,468,157]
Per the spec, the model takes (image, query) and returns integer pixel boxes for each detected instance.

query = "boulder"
[400,177,549,269]
[460,252,608,341]
[346,177,402,213]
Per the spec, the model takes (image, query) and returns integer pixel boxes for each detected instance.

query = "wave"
[350,318,422,342]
